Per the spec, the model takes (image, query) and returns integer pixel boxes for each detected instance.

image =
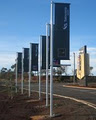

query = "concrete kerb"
[63,85,96,90]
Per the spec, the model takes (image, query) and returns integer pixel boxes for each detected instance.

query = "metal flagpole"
[29,43,31,97]
[46,23,49,107]
[21,49,24,94]
[15,53,18,93]
[39,37,42,100]
[50,1,54,117]
[73,52,75,83]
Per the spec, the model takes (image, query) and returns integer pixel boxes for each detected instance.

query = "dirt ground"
[0,85,96,120]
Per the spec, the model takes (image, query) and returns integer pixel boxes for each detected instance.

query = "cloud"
[0,35,96,75]
[70,35,96,52]
[0,52,16,70]
[88,47,96,51]
[0,35,39,70]
[0,35,39,52]
[61,48,96,75]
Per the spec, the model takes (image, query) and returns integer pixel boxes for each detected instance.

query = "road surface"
[23,82,96,105]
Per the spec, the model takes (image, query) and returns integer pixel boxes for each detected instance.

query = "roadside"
[0,85,96,120]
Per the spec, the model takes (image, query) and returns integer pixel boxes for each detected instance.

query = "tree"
[56,66,68,76]
[0,67,8,80]
[11,64,16,71]
[89,66,94,76]
[0,67,7,73]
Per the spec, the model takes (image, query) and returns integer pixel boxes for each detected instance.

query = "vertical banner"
[50,2,70,117]
[17,52,22,74]
[53,3,70,60]
[31,43,38,71]
[40,36,50,69]
[23,48,29,72]
[41,36,46,69]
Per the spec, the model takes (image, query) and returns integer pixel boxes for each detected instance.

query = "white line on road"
[34,90,96,110]
[53,94,96,110]
[24,88,96,110]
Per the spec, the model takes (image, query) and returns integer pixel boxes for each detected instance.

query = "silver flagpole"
[21,48,24,94]
[73,52,75,83]
[50,1,54,117]
[15,53,18,93]
[39,37,42,100]
[29,43,31,97]
[46,23,50,107]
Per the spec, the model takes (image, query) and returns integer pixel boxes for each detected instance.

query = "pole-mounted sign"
[31,43,38,71]
[17,52,22,74]
[53,3,70,61]
[77,45,90,80]
[50,2,70,117]
[21,48,29,94]
[23,48,29,72]
[40,36,50,69]
[15,52,22,93]
[29,43,38,97]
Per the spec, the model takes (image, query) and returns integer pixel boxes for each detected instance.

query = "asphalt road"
[24,82,96,105]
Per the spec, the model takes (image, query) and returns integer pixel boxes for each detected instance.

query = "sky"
[0,0,96,75]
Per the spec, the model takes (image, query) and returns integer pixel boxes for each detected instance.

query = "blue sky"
[0,0,96,74]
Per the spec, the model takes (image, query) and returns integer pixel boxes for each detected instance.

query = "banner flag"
[40,36,50,69]
[30,43,38,71]
[17,52,22,74]
[23,48,29,72]
[53,3,70,60]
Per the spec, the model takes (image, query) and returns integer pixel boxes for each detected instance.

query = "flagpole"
[39,36,42,100]
[46,23,50,107]
[21,48,24,94]
[15,53,18,93]
[50,1,54,117]
[73,52,75,83]
[29,44,31,97]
